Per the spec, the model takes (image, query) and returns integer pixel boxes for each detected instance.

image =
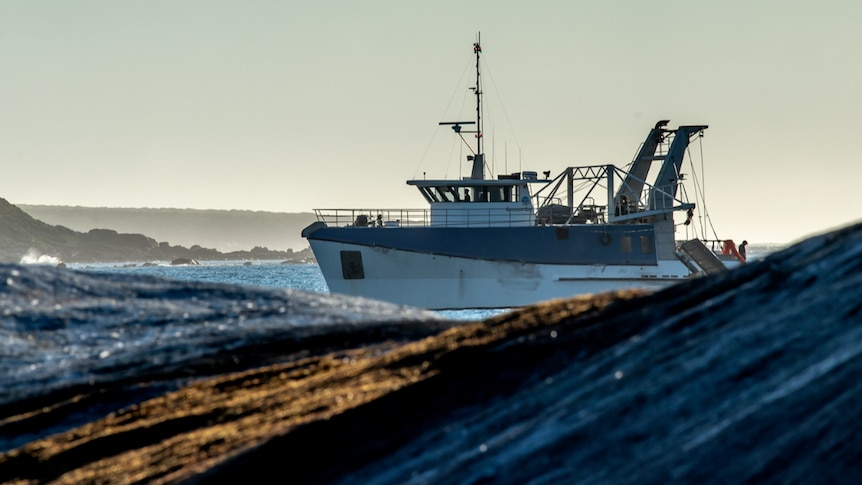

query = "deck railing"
[313,208,536,228]
[314,209,430,227]
[314,198,684,229]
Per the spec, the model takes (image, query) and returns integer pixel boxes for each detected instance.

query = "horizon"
[13,201,799,248]
[2,1,860,246]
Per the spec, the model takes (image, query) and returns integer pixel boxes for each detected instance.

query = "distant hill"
[0,198,312,263]
[18,205,317,252]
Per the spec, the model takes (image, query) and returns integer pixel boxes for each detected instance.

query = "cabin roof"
[407,179,548,187]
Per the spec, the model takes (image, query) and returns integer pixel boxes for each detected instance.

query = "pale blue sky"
[1,1,860,244]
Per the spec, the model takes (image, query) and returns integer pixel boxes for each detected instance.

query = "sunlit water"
[66,244,781,320]
[1,244,785,453]
[68,245,780,320]
[67,260,504,321]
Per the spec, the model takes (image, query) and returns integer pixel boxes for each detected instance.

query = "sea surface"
[1,244,782,455]
[5,230,858,483]
[0,261,454,454]
[65,261,503,321]
[64,243,781,319]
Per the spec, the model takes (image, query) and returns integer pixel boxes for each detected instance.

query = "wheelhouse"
[407,172,544,227]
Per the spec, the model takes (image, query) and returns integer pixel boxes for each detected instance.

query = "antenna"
[438,33,486,180]
[473,32,482,156]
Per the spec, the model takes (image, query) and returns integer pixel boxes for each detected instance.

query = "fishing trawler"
[302,37,738,310]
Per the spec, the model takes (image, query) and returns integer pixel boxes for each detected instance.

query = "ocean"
[0,260,455,455]
[64,243,782,319]
[13,233,862,484]
[64,261,504,321]
[1,244,781,454]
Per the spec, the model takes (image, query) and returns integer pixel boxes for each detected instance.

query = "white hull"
[311,240,692,310]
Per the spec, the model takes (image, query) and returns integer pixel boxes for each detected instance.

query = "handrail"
[314,207,535,228]
[314,209,429,227]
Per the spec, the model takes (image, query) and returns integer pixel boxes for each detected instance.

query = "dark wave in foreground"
[2,223,862,484]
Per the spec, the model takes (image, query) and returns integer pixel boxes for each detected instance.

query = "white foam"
[19,248,62,265]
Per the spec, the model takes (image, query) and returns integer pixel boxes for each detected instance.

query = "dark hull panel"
[305,225,659,266]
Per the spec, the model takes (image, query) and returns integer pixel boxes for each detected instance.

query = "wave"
[18,248,62,265]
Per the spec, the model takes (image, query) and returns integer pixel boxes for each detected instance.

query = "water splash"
[19,248,62,265]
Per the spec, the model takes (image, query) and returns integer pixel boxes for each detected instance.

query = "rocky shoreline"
[1,197,314,264]
[2,221,862,483]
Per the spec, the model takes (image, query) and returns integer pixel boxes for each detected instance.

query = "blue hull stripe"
[307,225,659,265]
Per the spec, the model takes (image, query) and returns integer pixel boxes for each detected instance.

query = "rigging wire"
[685,134,719,241]
[477,58,492,178]
[446,73,476,180]
[411,43,527,181]
[480,53,526,175]
[699,137,720,240]
[684,144,705,238]
[697,135,720,240]
[412,52,475,180]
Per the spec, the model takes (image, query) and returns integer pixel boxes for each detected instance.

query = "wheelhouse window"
[486,185,514,202]
[472,185,517,202]
[418,186,439,203]
[417,184,521,203]
[435,186,459,202]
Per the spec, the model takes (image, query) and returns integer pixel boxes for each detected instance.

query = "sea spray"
[18,248,62,265]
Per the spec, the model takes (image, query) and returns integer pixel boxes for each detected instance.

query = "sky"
[1,0,860,245]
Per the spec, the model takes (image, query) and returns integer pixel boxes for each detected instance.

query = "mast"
[470,33,484,180]
[439,33,485,180]
[474,33,482,158]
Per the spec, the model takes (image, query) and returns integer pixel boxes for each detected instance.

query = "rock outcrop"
[1,222,861,483]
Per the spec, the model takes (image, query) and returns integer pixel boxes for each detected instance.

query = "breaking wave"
[18,248,62,265]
